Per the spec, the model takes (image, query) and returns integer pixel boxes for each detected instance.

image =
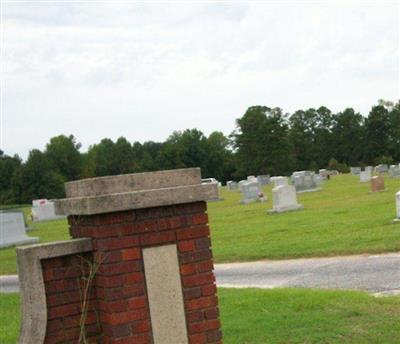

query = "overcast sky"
[1,1,399,160]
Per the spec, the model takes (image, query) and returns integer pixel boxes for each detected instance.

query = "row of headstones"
[351,164,400,178]
[0,199,65,249]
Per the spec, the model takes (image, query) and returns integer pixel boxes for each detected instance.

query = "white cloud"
[2,1,398,159]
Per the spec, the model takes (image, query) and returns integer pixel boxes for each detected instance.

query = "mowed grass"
[210,174,400,262]
[2,289,400,343]
[0,174,399,274]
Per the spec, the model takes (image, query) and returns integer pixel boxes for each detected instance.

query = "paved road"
[2,253,400,295]
[215,253,400,295]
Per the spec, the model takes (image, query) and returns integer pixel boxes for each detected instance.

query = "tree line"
[1,100,398,204]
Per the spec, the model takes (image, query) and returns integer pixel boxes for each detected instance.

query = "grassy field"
[1,288,400,343]
[0,174,399,274]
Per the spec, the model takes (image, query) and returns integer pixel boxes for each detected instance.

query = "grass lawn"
[1,174,400,274]
[1,288,400,343]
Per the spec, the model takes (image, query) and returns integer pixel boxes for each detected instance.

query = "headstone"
[350,167,361,175]
[270,176,289,187]
[370,175,385,193]
[32,199,65,222]
[247,175,257,182]
[238,180,247,191]
[0,212,39,248]
[226,181,238,191]
[376,164,388,173]
[257,175,270,185]
[292,171,319,193]
[240,181,265,204]
[395,191,400,222]
[313,174,324,186]
[268,184,303,213]
[365,166,373,174]
[360,170,372,183]
[389,166,400,178]
[319,169,329,179]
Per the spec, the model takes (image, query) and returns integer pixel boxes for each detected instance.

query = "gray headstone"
[292,171,319,193]
[257,175,270,185]
[350,167,361,175]
[32,199,65,222]
[360,170,372,183]
[240,181,264,204]
[269,184,303,213]
[0,212,39,248]
[226,181,238,191]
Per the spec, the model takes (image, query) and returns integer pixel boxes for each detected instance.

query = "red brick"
[131,319,151,333]
[127,297,147,309]
[102,323,131,338]
[189,332,207,344]
[42,269,55,282]
[183,272,215,288]
[98,261,142,276]
[111,332,151,344]
[204,308,219,320]
[168,216,187,229]
[184,287,202,300]
[46,319,63,333]
[98,299,128,313]
[121,248,141,261]
[140,231,175,246]
[195,237,211,250]
[197,260,214,273]
[189,319,220,334]
[180,263,197,276]
[180,250,212,264]
[177,226,210,241]
[101,309,147,325]
[94,236,139,251]
[98,284,145,301]
[201,284,217,296]
[178,240,196,252]
[186,296,218,311]
[125,272,144,284]
[97,275,126,288]
[206,329,222,342]
[192,213,208,225]
[90,225,122,238]
[187,310,204,323]
[47,303,81,319]
[41,258,65,269]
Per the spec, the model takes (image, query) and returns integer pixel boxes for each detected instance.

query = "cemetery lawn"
[1,174,400,274]
[1,288,400,343]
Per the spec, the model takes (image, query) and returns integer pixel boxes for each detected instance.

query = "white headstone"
[257,175,270,185]
[292,171,319,193]
[350,167,361,175]
[238,180,247,192]
[32,199,65,222]
[389,166,400,178]
[270,176,288,188]
[240,181,264,204]
[268,184,303,213]
[226,181,238,191]
[0,212,39,248]
[360,170,372,183]
[247,175,257,182]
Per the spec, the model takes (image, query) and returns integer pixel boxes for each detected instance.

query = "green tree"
[233,106,293,177]
[45,135,82,181]
[330,108,365,165]
[0,151,22,204]
[364,105,391,163]
[13,150,65,203]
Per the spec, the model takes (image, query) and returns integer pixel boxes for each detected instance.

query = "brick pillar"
[55,168,222,344]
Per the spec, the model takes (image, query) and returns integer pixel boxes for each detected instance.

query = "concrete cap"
[55,168,218,215]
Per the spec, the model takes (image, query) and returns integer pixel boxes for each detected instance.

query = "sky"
[1,1,399,160]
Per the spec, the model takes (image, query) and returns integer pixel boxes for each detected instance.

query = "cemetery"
[0,169,400,343]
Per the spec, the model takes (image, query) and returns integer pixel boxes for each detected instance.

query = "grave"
[360,170,372,183]
[375,164,388,173]
[292,171,320,193]
[247,175,257,183]
[389,166,400,178]
[0,212,38,248]
[350,167,361,175]
[270,176,289,187]
[238,180,247,191]
[370,175,386,193]
[31,199,65,222]
[226,180,238,191]
[395,191,400,222]
[17,168,222,343]
[257,175,270,185]
[268,184,303,213]
[240,181,265,204]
